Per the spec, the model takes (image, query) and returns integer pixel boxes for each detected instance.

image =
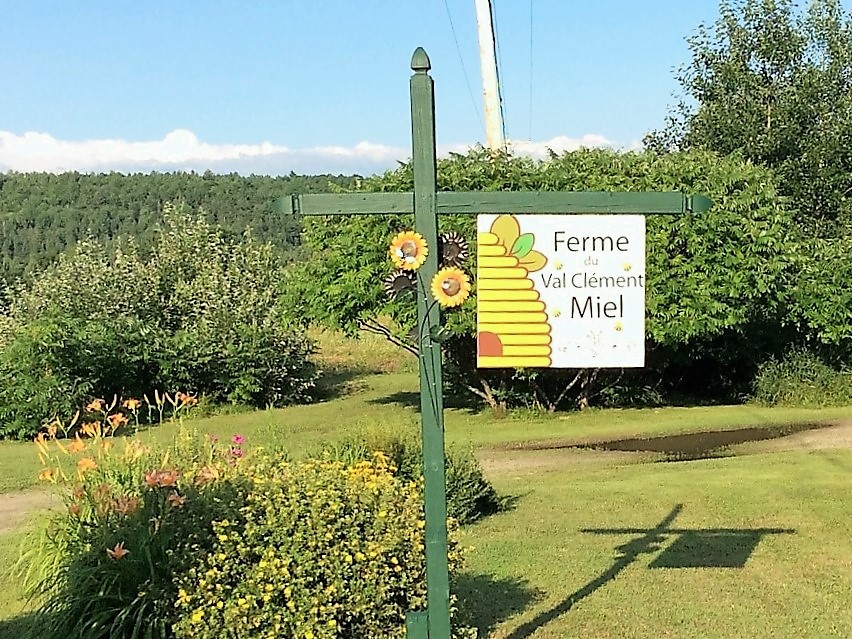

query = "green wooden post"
[409,46,452,639]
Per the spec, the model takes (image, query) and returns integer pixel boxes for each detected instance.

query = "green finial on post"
[411,47,431,73]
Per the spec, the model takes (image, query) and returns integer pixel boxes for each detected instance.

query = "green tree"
[647,0,852,234]
[282,148,799,409]
[0,171,357,286]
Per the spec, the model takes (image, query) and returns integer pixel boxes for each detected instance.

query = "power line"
[442,0,485,132]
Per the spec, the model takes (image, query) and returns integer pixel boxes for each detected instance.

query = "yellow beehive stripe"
[498,334,552,345]
[479,301,546,312]
[477,278,534,290]
[478,232,500,245]
[478,244,506,257]
[478,312,549,324]
[503,345,552,357]
[478,323,551,335]
[477,268,527,279]
[478,289,540,301]
[478,356,552,368]
[478,256,519,268]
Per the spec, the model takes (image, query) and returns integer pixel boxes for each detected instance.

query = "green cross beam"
[284,47,710,639]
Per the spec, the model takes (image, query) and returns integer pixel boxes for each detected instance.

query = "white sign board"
[476,214,645,368]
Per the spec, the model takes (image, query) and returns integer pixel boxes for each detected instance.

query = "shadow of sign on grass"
[454,573,544,638]
[368,390,482,413]
[505,504,795,639]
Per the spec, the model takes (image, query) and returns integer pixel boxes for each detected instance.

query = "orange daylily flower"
[80,422,101,438]
[86,399,105,413]
[157,469,179,487]
[107,413,128,429]
[113,495,141,516]
[106,542,130,560]
[143,469,180,488]
[38,468,56,482]
[77,457,98,474]
[174,392,198,407]
[68,436,86,454]
[167,491,186,508]
[122,398,141,410]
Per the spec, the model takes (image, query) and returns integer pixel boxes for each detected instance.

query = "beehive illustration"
[477,215,552,367]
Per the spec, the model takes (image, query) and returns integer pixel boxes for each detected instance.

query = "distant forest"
[0,171,357,286]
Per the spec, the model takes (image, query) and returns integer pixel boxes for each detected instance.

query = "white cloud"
[0,129,627,176]
[507,134,617,158]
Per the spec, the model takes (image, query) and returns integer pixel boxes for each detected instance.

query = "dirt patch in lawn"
[0,490,59,533]
[734,419,852,454]
[496,419,852,461]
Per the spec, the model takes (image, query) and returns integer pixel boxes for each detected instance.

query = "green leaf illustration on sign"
[511,233,535,258]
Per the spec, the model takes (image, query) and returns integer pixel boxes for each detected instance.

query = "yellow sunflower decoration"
[389,231,428,271]
[431,267,471,308]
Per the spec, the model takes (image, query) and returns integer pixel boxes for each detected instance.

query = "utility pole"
[474,0,505,150]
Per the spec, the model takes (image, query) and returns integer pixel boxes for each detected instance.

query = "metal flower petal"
[383,269,417,300]
[439,231,469,266]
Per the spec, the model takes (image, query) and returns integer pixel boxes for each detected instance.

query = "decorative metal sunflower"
[431,266,471,308]
[383,269,416,300]
[439,231,469,266]
[389,230,428,270]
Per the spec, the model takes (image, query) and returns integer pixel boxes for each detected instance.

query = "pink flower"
[231,435,245,446]
[230,447,244,458]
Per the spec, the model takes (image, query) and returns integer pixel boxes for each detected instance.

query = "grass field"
[0,331,850,637]
[459,448,852,638]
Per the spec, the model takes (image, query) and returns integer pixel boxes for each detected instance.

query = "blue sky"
[0,1,786,175]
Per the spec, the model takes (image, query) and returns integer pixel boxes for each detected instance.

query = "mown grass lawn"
[459,448,852,638]
[0,331,850,637]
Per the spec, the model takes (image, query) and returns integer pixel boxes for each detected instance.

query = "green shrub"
[0,315,94,440]
[752,348,852,407]
[0,313,157,439]
[27,429,474,639]
[159,321,317,408]
[173,453,471,639]
[318,430,501,525]
[0,204,318,439]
